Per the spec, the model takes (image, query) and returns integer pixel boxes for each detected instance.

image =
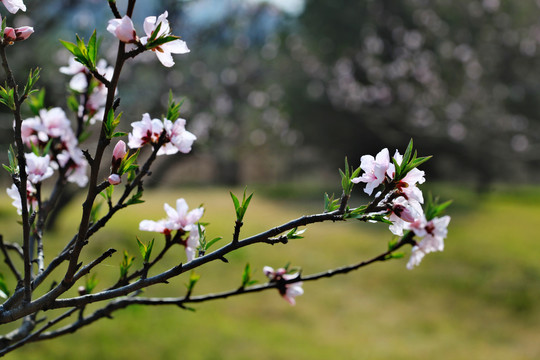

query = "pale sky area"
[246,0,305,15]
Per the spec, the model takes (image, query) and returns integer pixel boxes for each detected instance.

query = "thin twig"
[0,235,22,283]
[0,44,33,304]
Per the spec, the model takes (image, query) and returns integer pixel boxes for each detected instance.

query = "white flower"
[351,148,390,195]
[139,198,204,236]
[263,266,304,306]
[25,153,54,184]
[163,198,204,232]
[387,196,424,236]
[128,113,164,149]
[139,219,168,234]
[6,182,37,215]
[140,11,190,67]
[387,150,426,203]
[158,118,197,155]
[185,226,202,262]
[1,0,26,14]
[407,215,451,269]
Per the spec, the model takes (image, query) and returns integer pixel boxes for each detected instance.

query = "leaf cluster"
[392,139,431,182]
[60,31,99,71]
[230,188,254,222]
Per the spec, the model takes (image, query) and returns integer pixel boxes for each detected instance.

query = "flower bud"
[4,26,33,43]
[107,16,138,43]
[108,174,121,185]
[111,140,126,174]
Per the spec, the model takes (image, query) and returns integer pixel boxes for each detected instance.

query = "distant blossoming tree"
[0,0,450,355]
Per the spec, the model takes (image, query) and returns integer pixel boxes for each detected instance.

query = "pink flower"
[158,118,197,155]
[107,16,138,43]
[387,150,426,203]
[407,215,450,269]
[263,266,304,306]
[25,153,54,184]
[3,26,33,42]
[351,148,390,195]
[39,107,72,140]
[140,11,190,67]
[128,113,164,149]
[128,114,196,155]
[1,0,26,14]
[56,146,89,187]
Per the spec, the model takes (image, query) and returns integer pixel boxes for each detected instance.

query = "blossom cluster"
[107,11,190,67]
[60,58,113,124]
[139,198,204,262]
[1,0,33,45]
[263,266,304,305]
[127,113,196,156]
[7,108,89,214]
[352,147,450,269]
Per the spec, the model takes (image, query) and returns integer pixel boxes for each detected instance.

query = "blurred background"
[2,0,540,189]
[1,0,540,359]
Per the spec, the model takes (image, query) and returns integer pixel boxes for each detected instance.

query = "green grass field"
[1,185,539,359]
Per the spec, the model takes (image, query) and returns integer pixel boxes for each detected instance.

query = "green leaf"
[87,30,98,68]
[0,273,10,298]
[119,149,139,175]
[344,205,368,219]
[126,190,144,206]
[185,271,200,293]
[119,251,135,279]
[286,227,306,240]
[323,193,340,212]
[385,252,405,260]
[230,192,240,211]
[90,201,102,224]
[27,88,46,115]
[401,139,414,169]
[136,237,154,263]
[206,236,223,251]
[165,91,184,122]
[0,17,6,39]
[0,84,16,110]
[23,67,41,98]
[85,274,99,294]
[67,94,79,113]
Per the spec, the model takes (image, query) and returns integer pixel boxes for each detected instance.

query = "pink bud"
[107,16,138,43]
[3,27,16,42]
[14,26,33,40]
[3,26,33,42]
[108,174,121,185]
[112,140,127,161]
[111,140,127,174]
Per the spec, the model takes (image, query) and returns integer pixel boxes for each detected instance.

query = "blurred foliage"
[1,186,540,359]
[1,0,540,188]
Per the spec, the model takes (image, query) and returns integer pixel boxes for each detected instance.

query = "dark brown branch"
[0,44,33,304]
[0,309,77,355]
